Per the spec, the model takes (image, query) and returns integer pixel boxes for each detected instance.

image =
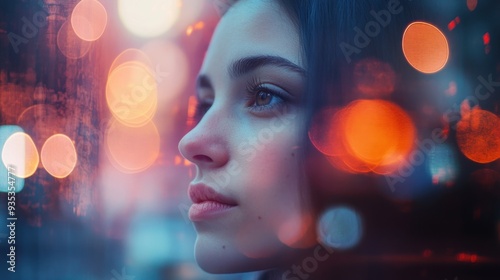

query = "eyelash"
[245,77,287,113]
[194,78,290,121]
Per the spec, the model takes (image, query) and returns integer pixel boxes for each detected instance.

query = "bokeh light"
[467,0,478,11]
[2,132,39,178]
[71,0,107,41]
[308,107,342,157]
[105,119,160,173]
[444,81,457,96]
[57,19,92,59]
[343,100,415,171]
[483,32,490,45]
[317,206,362,250]
[448,16,460,31]
[118,0,181,38]
[456,106,500,163]
[57,20,92,59]
[353,58,396,98]
[174,3,206,37]
[186,95,198,128]
[108,48,152,75]
[186,21,205,36]
[402,21,449,74]
[0,126,26,192]
[141,40,189,108]
[40,134,78,178]
[17,104,65,158]
[309,100,416,174]
[428,144,458,185]
[106,61,158,127]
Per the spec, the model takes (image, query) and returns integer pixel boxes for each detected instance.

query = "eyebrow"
[229,55,306,79]
[196,55,306,93]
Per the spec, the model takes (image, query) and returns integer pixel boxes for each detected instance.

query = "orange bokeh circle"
[402,21,449,74]
[71,0,108,41]
[456,108,500,163]
[40,134,78,178]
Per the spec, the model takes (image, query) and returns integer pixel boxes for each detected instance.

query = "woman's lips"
[188,201,236,221]
[188,183,237,221]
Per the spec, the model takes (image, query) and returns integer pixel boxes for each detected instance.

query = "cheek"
[232,126,312,250]
[232,117,306,207]
[236,125,302,200]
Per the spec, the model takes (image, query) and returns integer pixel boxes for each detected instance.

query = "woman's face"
[178,0,314,273]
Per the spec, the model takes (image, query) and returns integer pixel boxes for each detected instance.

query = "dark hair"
[276,0,416,132]
[272,0,425,216]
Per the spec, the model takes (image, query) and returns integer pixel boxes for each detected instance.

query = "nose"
[178,108,230,169]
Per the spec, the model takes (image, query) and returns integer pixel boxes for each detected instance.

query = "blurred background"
[0,0,499,279]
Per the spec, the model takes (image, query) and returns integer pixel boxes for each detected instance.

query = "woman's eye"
[255,91,274,106]
[246,83,289,113]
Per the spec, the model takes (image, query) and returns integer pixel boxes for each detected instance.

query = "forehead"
[200,0,302,76]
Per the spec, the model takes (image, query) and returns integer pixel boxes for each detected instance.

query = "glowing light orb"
[118,0,181,38]
[17,104,66,166]
[317,206,362,250]
[57,19,92,59]
[2,132,39,178]
[310,100,415,174]
[467,0,478,11]
[105,120,160,173]
[483,32,490,45]
[106,62,158,127]
[109,48,152,75]
[173,3,205,37]
[71,0,107,41]
[456,107,500,163]
[308,107,344,157]
[445,81,457,96]
[141,40,189,108]
[40,134,78,178]
[0,126,26,192]
[402,22,449,74]
[186,95,198,128]
[186,21,205,36]
[344,100,415,168]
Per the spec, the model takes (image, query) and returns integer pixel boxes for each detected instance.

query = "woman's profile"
[179,0,416,278]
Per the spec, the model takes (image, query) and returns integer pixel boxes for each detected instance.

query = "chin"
[193,235,285,274]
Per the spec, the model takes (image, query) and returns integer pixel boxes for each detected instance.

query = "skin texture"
[178,0,316,274]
